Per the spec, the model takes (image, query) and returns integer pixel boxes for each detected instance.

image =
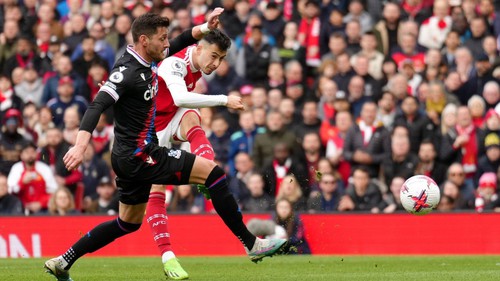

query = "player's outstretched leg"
[146,188,189,280]
[195,161,288,262]
[44,206,143,280]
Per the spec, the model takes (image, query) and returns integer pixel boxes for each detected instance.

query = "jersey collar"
[127,45,150,67]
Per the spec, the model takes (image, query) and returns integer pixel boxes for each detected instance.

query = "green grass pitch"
[2,256,500,281]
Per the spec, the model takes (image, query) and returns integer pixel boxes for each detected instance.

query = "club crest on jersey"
[172,61,183,70]
[168,149,182,159]
[109,72,124,83]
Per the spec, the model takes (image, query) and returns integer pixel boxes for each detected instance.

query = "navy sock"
[62,218,141,269]
[206,166,256,250]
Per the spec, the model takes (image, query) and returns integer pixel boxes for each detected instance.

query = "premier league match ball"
[400,175,441,215]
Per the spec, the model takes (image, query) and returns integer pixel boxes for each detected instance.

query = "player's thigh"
[189,155,217,183]
[157,124,175,147]
[119,202,147,224]
[151,184,165,193]
[145,146,197,185]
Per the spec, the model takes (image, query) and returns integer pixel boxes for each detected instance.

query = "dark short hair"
[201,29,232,52]
[131,13,170,43]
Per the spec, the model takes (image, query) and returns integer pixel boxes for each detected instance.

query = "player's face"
[146,27,169,62]
[198,43,226,75]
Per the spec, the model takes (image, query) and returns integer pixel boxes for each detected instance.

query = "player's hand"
[226,95,245,111]
[98,80,106,87]
[63,145,86,171]
[207,7,223,30]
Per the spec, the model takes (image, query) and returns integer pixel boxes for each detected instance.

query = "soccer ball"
[400,175,441,215]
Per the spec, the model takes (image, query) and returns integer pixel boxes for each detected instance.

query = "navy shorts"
[111,145,196,205]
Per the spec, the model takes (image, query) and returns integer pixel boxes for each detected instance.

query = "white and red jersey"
[156,46,227,132]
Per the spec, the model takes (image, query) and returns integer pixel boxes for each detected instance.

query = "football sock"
[186,126,215,161]
[146,191,173,255]
[61,218,141,270]
[162,251,176,263]
[205,166,256,250]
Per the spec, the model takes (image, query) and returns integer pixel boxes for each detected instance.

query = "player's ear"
[139,34,149,47]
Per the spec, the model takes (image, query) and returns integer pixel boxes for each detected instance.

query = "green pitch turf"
[2,256,500,281]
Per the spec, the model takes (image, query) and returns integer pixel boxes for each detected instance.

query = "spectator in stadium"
[106,13,132,52]
[250,86,268,110]
[208,114,232,169]
[85,176,119,215]
[47,76,88,127]
[307,172,343,213]
[333,52,355,93]
[262,2,286,43]
[441,179,471,210]
[322,110,352,184]
[317,78,338,121]
[252,110,297,169]
[275,174,307,212]
[352,55,382,100]
[343,0,373,34]
[261,142,308,198]
[426,82,460,124]
[297,0,321,70]
[299,132,323,186]
[351,32,384,80]
[293,101,321,143]
[464,17,490,58]
[35,3,64,40]
[33,107,55,148]
[400,0,432,24]
[0,19,20,68]
[62,106,81,145]
[347,75,371,119]
[268,88,284,112]
[63,14,89,54]
[72,36,109,81]
[454,47,478,105]
[476,53,495,95]
[344,20,362,55]
[482,81,500,111]
[236,25,280,85]
[394,96,436,154]
[445,163,475,208]
[167,184,202,214]
[87,61,110,102]
[2,36,42,79]
[207,60,244,97]
[476,133,500,185]
[417,0,452,50]
[468,95,487,128]
[321,32,347,62]
[228,152,254,203]
[273,198,311,254]
[47,187,80,215]
[42,55,89,103]
[475,172,500,212]
[376,91,397,130]
[482,36,499,64]
[81,142,110,202]
[0,109,30,175]
[441,30,460,69]
[440,106,486,179]
[241,173,273,212]
[381,176,405,213]
[228,111,264,175]
[414,139,448,186]
[343,102,390,178]
[319,10,345,57]
[7,142,57,214]
[14,66,44,107]
[391,32,426,72]
[0,173,23,215]
[382,131,418,187]
[373,2,401,56]
[71,22,116,69]
[218,0,248,40]
[484,109,500,135]
[338,166,385,212]
[0,75,24,117]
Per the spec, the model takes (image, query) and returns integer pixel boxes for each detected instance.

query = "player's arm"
[159,58,228,108]
[64,92,115,171]
[168,8,223,56]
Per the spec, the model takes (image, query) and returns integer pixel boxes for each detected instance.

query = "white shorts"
[156,108,201,148]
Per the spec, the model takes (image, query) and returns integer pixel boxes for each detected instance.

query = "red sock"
[146,192,172,254]
[186,125,215,161]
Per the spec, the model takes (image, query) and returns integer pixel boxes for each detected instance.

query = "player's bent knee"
[205,165,225,188]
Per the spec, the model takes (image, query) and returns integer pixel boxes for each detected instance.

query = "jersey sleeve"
[158,57,188,86]
[99,66,132,101]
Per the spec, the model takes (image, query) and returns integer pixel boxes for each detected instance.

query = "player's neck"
[132,44,152,64]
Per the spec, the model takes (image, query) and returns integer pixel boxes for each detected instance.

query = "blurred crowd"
[0,0,500,234]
